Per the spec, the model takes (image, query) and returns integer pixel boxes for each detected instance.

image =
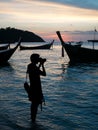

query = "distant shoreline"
[0,27,45,44]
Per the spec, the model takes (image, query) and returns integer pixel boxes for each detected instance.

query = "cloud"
[1,0,98,11]
[0,0,98,37]
[40,0,98,10]
[65,30,98,35]
[0,0,13,2]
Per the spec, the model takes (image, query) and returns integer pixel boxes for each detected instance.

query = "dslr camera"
[39,58,46,63]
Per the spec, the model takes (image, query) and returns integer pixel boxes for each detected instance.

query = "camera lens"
[39,58,46,63]
[43,59,46,62]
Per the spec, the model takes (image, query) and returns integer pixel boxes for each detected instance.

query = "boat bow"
[0,37,21,65]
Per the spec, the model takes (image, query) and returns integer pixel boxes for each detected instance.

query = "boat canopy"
[88,40,98,43]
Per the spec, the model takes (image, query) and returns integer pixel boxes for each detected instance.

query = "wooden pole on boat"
[93,28,97,49]
[92,42,94,49]
[62,46,64,57]
[56,31,65,57]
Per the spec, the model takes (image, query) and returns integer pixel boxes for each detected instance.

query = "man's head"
[30,53,40,63]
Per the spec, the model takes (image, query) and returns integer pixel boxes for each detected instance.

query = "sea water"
[0,43,98,130]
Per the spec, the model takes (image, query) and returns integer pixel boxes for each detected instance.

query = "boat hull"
[0,49,15,64]
[56,31,98,63]
[0,44,9,50]
[0,38,21,65]
[20,40,54,50]
[62,43,98,63]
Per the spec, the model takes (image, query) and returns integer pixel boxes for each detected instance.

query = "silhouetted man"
[26,53,46,122]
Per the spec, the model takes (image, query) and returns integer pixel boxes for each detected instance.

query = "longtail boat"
[56,31,98,63]
[0,38,21,65]
[20,40,54,50]
[0,44,10,50]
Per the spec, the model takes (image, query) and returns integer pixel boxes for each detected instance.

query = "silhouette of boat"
[20,40,54,50]
[0,38,21,65]
[56,31,98,63]
[0,44,10,50]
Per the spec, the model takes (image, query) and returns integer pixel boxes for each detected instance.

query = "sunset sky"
[0,0,98,41]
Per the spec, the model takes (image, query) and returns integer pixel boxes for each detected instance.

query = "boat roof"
[88,40,98,42]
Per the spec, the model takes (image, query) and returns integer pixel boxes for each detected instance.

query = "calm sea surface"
[0,43,98,130]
